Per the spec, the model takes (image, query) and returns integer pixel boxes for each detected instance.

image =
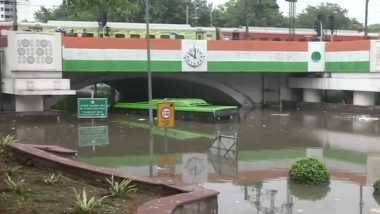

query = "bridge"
[1,31,380,112]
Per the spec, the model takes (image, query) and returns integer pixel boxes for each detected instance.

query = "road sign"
[158,102,175,128]
[78,126,109,147]
[77,98,108,119]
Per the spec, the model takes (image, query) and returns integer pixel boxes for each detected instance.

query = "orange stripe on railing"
[63,37,181,50]
[208,40,308,52]
[326,40,370,52]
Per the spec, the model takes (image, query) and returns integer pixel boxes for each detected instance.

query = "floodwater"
[2,109,380,214]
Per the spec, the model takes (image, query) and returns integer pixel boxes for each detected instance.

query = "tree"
[368,24,380,33]
[67,0,137,29]
[35,0,138,27]
[131,0,188,24]
[130,0,212,26]
[296,3,363,31]
[34,7,52,23]
[212,0,287,28]
[190,0,213,26]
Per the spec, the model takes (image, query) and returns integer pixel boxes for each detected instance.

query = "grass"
[0,156,170,214]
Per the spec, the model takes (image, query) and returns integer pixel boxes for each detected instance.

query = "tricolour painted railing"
[62,37,380,73]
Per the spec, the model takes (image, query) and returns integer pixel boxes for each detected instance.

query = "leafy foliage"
[106,175,137,197]
[0,135,16,158]
[213,0,285,27]
[369,24,380,33]
[72,188,108,214]
[289,158,330,185]
[297,3,363,31]
[43,173,61,185]
[33,0,369,31]
[4,174,30,196]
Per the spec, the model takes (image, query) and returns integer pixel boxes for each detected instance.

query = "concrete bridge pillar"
[15,95,44,112]
[303,89,322,103]
[353,91,375,106]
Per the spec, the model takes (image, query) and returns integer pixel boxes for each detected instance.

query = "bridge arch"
[67,73,254,108]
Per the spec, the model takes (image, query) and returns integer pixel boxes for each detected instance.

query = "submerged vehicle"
[114,98,239,121]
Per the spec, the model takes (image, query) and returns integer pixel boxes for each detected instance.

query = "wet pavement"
[2,109,380,213]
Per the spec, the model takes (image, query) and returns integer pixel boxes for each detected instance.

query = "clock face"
[184,46,206,68]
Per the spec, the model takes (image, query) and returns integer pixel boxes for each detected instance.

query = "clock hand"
[188,50,195,59]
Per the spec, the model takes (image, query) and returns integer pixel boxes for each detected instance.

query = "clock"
[183,46,206,68]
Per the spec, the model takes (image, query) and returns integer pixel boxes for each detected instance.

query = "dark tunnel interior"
[107,77,241,106]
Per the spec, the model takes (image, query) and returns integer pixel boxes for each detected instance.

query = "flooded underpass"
[2,109,380,214]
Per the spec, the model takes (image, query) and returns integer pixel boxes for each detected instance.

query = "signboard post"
[77,98,108,119]
[158,103,175,128]
[158,102,175,154]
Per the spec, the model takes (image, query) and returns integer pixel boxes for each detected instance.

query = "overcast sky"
[18,0,380,25]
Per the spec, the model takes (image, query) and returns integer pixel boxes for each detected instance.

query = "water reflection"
[78,125,109,149]
[182,153,208,184]
[3,110,380,213]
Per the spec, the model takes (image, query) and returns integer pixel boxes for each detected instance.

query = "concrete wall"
[15,95,44,112]
[353,91,375,106]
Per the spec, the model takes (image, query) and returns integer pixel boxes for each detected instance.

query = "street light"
[285,0,297,36]
[185,0,190,25]
[145,0,154,177]
[145,0,153,127]
[364,0,370,37]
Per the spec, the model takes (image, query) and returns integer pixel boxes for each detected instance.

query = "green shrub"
[0,135,16,158]
[289,158,330,185]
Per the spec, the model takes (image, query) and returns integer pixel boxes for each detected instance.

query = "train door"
[232,31,240,40]
[196,30,205,40]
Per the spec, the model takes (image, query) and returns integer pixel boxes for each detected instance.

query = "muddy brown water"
[2,109,380,214]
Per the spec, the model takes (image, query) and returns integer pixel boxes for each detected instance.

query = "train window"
[160,35,170,39]
[196,32,205,40]
[130,34,141,39]
[82,33,94,37]
[232,32,240,40]
[66,33,78,37]
[149,34,155,39]
[175,35,185,40]
[115,33,125,38]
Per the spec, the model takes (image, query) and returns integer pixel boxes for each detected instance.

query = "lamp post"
[145,0,154,177]
[145,0,153,127]
[364,0,369,37]
[12,0,18,31]
[285,0,297,37]
[185,0,190,25]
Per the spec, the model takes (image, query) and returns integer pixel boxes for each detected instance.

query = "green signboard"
[78,126,109,147]
[77,98,108,119]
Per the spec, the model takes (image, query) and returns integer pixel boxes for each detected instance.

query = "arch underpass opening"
[108,77,241,106]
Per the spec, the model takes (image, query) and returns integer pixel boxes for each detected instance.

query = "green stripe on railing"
[64,60,182,72]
